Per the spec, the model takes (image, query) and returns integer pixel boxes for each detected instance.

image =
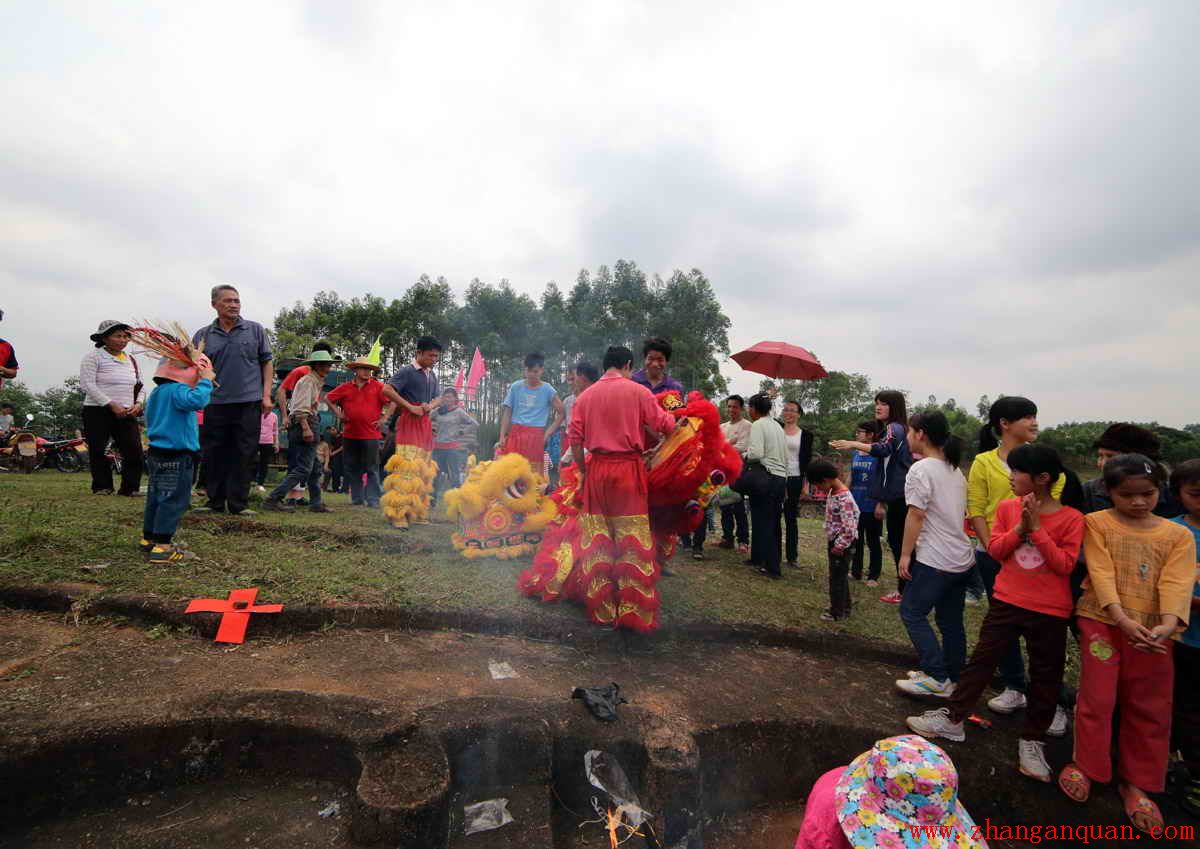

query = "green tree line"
[272,261,732,424]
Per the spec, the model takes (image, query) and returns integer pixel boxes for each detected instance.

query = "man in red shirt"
[567,345,677,631]
[0,336,18,389]
[325,356,404,508]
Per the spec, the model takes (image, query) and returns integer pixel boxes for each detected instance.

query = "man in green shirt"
[745,393,788,577]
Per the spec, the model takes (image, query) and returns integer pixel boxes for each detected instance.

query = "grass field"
[0,471,993,647]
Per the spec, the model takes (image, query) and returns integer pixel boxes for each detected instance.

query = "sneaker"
[692,549,704,560]
[138,538,154,553]
[309,503,332,513]
[233,508,258,516]
[866,579,879,587]
[736,543,749,555]
[1047,704,1069,738]
[987,688,1027,715]
[147,543,195,564]
[786,560,799,569]
[819,612,836,622]
[190,506,216,513]
[93,489,114,495]
[717,539,734,550]
[965,593,982,606]
[895,674,954,699]
[1018,738,1052,783]
[879,591,902,604]
[906,708,965,742]
[254,485,266,494]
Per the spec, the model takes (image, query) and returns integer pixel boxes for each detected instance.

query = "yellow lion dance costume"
[381,446,438,528]
[442,453,558,559]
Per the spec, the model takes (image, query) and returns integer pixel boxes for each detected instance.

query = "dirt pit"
[2,608,1194,848]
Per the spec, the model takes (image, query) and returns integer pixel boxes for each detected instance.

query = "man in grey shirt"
[745,392,788,578]
[192,284,273,515]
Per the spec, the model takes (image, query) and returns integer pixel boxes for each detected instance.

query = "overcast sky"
[2,1,1198,426]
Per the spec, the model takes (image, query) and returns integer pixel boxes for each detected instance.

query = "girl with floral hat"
[794,734,988,849]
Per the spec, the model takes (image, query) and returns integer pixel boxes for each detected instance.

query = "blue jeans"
[974,549,1027,691]
[143,451,194,543]
[268,424,322,505]
[900,559,970,683]
[432,448,465,499]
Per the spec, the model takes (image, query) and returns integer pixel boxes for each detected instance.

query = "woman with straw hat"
[326,352,409,512]
[80,320,145,496]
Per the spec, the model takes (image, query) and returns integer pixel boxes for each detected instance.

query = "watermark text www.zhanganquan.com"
[906,818,1194,844]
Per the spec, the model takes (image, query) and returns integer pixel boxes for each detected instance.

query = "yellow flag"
[365,335,382,367]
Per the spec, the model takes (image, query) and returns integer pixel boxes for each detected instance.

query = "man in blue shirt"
[498,352,563,474]
[191,285,273,516]
[630,337,684,396]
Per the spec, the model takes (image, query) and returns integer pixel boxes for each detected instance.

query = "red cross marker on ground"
[184,588,283,644]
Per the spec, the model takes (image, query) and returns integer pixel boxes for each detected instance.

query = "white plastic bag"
[463,798,514,835]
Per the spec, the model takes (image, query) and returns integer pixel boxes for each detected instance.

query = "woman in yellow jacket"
[968,396,1067,719]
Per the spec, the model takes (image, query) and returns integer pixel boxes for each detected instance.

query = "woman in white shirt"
[780,400,814,568]
[893,410,973,699]
[79,320,144,495]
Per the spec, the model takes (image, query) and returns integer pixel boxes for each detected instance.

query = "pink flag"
[465,347,486,401]
[454,369,465,394]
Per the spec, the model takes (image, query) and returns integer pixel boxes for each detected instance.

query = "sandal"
[1119,783,1164,835]
[1058,763,1090,803]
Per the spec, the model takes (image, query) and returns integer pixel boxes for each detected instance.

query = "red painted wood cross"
[184,588,283,644]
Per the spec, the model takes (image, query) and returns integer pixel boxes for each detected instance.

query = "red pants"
[577,453,660,632]
[395,410,432,450]
[499,424,545,472]
[1074,617,1174,791]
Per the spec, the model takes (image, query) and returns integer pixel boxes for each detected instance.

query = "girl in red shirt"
[904,444,1085,784]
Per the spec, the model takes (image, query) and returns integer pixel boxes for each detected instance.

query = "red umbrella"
[731,341,828,380]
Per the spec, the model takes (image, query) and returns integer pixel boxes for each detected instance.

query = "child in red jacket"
[904,444,1084,784]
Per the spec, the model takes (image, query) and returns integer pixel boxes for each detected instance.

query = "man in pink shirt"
[567,345,677,631]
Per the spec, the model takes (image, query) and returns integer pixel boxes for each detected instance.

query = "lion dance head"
[443,453,559,559]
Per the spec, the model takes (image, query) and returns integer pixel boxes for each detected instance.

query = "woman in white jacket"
[79,320,144,495]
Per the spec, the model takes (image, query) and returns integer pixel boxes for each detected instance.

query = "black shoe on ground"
[692,549,704,560]
[309,503,333,513]
[758,567,781,579]
[262,498,295,512]
[786,560,799,568]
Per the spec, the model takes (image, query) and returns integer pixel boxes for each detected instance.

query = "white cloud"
[2,0,1198,426]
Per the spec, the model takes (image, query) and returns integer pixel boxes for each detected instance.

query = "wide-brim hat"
[90,320,131,343]
[305,350,337,365]
[346,357,381,372]
[833,735,985,849]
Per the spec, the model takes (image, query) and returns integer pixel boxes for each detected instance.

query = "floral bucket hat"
[833,735,987,849]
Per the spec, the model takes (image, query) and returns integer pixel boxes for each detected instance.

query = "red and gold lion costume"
[517,390,742,632]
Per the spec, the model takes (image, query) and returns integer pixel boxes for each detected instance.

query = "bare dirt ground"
[4,608,1190,848]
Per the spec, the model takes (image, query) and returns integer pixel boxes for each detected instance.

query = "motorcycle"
[0,415,84,473]
[42,435,86,472]
[0,414,41,473]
